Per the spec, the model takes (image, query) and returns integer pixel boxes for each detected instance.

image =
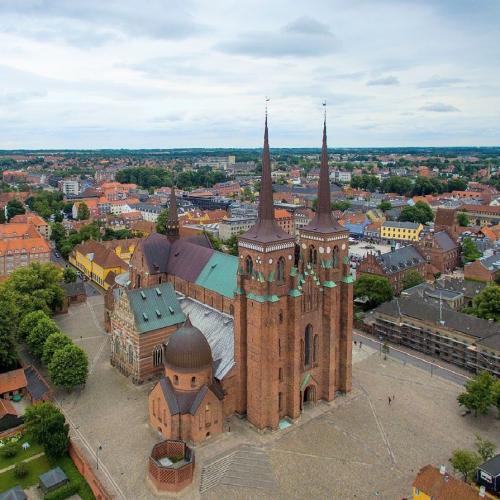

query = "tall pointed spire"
[239,105,292,244]
[304,105,344,233]
[165,184,179,241]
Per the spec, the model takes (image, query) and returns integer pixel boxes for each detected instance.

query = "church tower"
[235,110,353,431]
[165,185,179,242]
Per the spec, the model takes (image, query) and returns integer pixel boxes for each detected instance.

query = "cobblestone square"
[55,297,500,499]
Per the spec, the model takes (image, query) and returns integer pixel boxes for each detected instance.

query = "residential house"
[464,252,500,283]
[380,221,423,242]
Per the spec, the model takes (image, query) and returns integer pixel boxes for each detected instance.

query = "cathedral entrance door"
[303,385,317,408]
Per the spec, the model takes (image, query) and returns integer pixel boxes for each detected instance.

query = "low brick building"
[464,252,500,283]
[357,245,427,294]
[0,237,50,277]
[417,230,460,278]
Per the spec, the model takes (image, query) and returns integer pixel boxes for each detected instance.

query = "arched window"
[313,335,319,364]
[128,344,134,364]
[153,345,163,367]
[245,255,253,275]
[191,376,196,388]
[114,337,120,355]
[304,324,313,367]
[333,246,339,267]
[136,274,141,288]
[278,310,283,324]
[174,375,179,385]
[308,245,317,265]
[229,304,234,316]
[276,257,285,283]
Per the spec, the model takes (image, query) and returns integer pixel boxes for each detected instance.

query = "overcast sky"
[0,0,499,149]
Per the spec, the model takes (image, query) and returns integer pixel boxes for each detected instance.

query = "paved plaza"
[55,296,500,499]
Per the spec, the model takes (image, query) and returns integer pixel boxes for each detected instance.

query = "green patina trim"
[267,270,275,282]
[304,270,309,276]
[343,256,349,264]
[342,275,355,284]
[247,292,267,303]
[235,287,245,295]
[268,294,280,303]
[257,271,265,283]
[288,289,303,297]
[290,266,298,277]
[322,280,337,288]
[300,373,311,391]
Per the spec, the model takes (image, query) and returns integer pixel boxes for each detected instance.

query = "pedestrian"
[388,396,391,405]
[359,341,362,349]
[354,340,357,346]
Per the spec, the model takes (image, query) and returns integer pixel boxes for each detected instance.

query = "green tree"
[354,275,393,309]
[457,212,469,227]
[446,178,468,192]
[24,402,69,459]
[475,434,496,462]
[331,200,351,211]
[378,201,392,212]
[50,222,66,244]
[462,237,482,263]
[63,267,77,283]
[42,332,73,366]
[399,201,434,224]
[0,297,18,372]
[6,199,25,221]
[0,210,5,224]
[450,449,481,482]
[381,176,412,196]
[224,234,240,256]
[156,208,169,235]
[77,202,90,221]
[491,379,500,416]
[457,371,495,417]
[205,232,222,251]
[27,317,60,359]
[18,310,50,340]
[469,285,500,322]
[402,270,425,290]
[48,344,89,390]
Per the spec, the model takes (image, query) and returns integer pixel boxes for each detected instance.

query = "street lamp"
[96,444,102,470]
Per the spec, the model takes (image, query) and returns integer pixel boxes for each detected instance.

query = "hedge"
[43,481,81,500]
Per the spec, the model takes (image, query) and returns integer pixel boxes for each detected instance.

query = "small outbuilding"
[477,454,500,494]
[0,399,22,434]
[38,467,69,494]
[0,485,27,500]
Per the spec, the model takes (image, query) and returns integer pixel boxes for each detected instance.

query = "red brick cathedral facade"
[234,115,352,430]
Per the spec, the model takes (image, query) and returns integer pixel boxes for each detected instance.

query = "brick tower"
[165,185,179,242]
[235,112,353,431]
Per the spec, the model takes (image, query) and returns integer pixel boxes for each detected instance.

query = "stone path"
[200,445,276,494]
[0,451,45,474]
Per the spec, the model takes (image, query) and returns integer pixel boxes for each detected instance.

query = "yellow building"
[381,221,423,242]
[413,465,483,499]
[102,238,139,263]
[69,240,129,289]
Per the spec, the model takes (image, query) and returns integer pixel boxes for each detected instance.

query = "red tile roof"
[0,369,27,394]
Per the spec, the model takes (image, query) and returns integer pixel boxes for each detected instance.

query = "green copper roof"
[288,289,302,297]
[322,281,336,288]
[300,373,311,391]
[268,294,280,302]
[247,293,280,303]
[195,252,238,299]
[342,275,355,284]
[290,267,298,277]
[127,283,185,334]
[257,271,265,283]
[267,270,275,282]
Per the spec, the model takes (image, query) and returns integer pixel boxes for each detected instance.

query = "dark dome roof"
[164,317,212,369]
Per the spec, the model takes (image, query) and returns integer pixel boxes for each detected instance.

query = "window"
[245,255,253,275]
[278,392,283,412]
[279,311,283,324]
[279,367,283,381]
[308,245,317,265]
[333,246,339,267]
[174,375,179,385]
[276,257,285,283]
[128,345,134,364]
[205,404,211,426]
[114,337,120,355]
[153,345,163,367]
[136,274,141,288]
[304,324,313,367]
[191,376,196,388]
[313,335,319,364]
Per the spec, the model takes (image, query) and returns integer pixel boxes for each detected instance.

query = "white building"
[59,179,81,196]
[218,216,256,241]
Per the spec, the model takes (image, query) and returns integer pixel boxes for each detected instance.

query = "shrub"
[14,462,28,479]
[0,441,20,458]
[43,481,81,500]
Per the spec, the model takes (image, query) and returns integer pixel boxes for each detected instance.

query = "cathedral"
[107,114,353,443]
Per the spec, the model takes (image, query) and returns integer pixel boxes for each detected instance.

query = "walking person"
[359,341,362,349]
[388,396,391,405]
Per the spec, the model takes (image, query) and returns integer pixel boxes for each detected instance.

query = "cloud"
[366,76,400,86]
[418,75,465,88]
[419,102,460,112]
[216,16,339,58]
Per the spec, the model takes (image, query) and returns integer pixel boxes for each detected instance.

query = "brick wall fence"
[68,439,112,500]
[148,440,195,493]
[0,424,25,440]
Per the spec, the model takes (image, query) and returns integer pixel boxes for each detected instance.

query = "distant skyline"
[0,0,499,149]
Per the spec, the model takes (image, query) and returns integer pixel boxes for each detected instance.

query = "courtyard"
[55,295,500,499]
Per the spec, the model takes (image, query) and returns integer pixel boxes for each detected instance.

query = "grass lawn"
[0,434,44,470]
[0,452,95,500]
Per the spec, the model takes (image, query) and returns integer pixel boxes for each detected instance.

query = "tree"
[402,270,425,290]
[224,234,240,256]
[156,208,169,235]
[205,232,222,251]
[63,267,77,283]
[77,202,90,221]
[27,317,60,359]
[462,237,482,263]
[457,212,469,227]
[0,292,19,371]
[491,379,500,416]
[457,371,495,417]
[475,434,496,462]
[48,344,89,390]
[6,199,25,221]
[42,332,72,366]
[18,310,50,340]
[450,449,481,482]
[354,275,393,309]
[399,201,434,224]
[446,178,468,192]
[381,176,412,196]
[378,201,392,212]
[0,210,5,224]
[470,285,500,322]
[331,200,351,212]
[24,402,69,459]
[50,222,66,244]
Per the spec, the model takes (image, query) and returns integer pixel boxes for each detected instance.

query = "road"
[353,330,471,387]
